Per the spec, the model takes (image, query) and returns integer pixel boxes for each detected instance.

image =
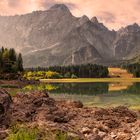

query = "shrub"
[64,72,71,78]
[23,71,62,81]
[45,71,60,79]
[71,74,78,79]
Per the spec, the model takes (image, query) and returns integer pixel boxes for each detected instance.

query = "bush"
[23,71,63,81]
[64,72,71,78]
[45,71,60,79]
[71,74,78,79]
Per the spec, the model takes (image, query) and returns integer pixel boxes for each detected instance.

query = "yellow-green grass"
[40,78,140,83]
[108,68,133,78]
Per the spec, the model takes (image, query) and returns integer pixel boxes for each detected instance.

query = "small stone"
[98,125,109,133]
[116,133,131,140]
[66,100,83,108]
[110,132,117,138]
[123,129,132,133]
[136,133,140,140]
[98,131,106,138]
[93,128,99,134]
[131,135,136,140]
[81,127,91,134]
[67,132,80,139]
[86,134,102,140]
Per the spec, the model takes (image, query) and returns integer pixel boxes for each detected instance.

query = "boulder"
[66,100,83,108]
[0,89,12,112]
[0,89,12,127]
[11,91,53,123]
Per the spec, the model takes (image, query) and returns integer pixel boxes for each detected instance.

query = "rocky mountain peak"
[49,4,70,12]
[119,23,140,34]
[127,23,140,31]
[91,17,99,24]
[91,16,108,31]
[79,15,89,25]
[133,23,139,27]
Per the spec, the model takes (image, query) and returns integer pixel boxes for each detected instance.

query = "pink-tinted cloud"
[0,0,139,30]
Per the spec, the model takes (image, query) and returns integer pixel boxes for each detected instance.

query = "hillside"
[0,4,139,67]
[122,55,140,65]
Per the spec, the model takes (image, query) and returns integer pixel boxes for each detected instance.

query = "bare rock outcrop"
[0,89,12,139]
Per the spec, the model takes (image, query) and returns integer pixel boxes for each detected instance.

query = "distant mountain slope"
[113,23,140,59]
[0,4,139,67]
[122,55,140,65]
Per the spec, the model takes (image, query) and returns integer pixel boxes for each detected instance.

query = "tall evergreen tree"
[9,48,17,62]
[0,47,24,73]
[17,53,23,72]
[1,46,4,54]
[0,51,2,71]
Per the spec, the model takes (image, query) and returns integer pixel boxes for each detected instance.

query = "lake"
[21,82,140,109]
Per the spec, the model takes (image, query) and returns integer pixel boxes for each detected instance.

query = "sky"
[0,0,139,30]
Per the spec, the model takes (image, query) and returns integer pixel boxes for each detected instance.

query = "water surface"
[22,82,140,109]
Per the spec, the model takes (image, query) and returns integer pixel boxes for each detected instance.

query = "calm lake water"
[22,82,140,109]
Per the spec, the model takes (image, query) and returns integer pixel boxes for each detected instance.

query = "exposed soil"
[0,89,140,140]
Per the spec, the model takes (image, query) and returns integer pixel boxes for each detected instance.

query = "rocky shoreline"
[0,89,140,140]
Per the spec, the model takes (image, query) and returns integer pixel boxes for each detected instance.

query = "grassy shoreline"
[40,78,140,83]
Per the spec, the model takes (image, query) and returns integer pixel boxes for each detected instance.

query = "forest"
[24,64,109,80]
[122,63,140,77]
[0,47,23,73]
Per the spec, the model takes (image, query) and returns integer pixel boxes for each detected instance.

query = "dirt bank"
[0,89,140,140]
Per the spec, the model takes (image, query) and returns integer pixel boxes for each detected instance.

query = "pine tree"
[2,49,12,73]
[0,47,24,73]
[17,53,23,72]
[9,48,17,62]
[1,46,4,54]
[0,51,2,72]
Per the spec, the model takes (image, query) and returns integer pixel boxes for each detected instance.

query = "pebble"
[93,128,99,134]
[98,131,106,138]
[81,127,91,134]
[110,132,117,138]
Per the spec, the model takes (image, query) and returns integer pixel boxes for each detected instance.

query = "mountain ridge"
[0,4,139,67]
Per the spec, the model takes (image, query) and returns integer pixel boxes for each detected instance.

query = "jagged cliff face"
[113,23,140,59]
[0,4,139,67]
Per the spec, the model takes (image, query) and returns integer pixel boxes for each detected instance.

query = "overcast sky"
[0,0,139,30]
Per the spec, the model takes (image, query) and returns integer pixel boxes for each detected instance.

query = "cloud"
[7,0,19,7]
[98,12,116,24]
[0,0,139,30]
[35,0,77,10]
